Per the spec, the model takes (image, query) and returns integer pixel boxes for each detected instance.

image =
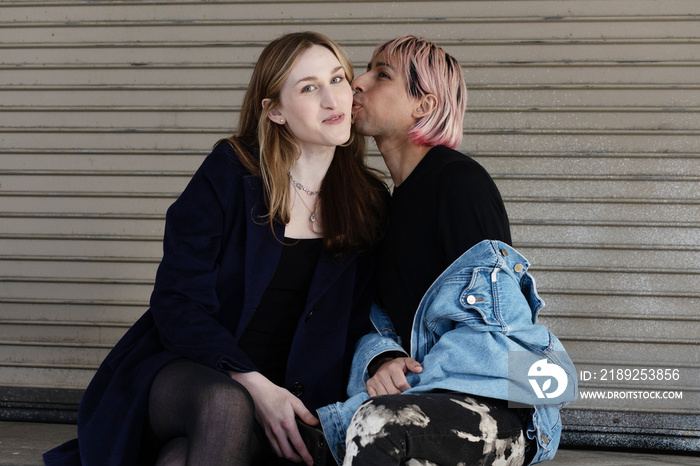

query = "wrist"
[368,351,403,376]
[230,370,263,386]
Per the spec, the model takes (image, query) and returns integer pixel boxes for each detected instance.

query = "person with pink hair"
[344,34,524,466]
[351,35,511,358]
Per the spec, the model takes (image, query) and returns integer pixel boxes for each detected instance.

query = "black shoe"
[296,418,335,465]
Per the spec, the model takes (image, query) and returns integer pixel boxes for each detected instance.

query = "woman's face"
[271,45,353,155]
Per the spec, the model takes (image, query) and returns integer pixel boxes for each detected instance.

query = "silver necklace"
[292,182,318,223]
[288,172,320,196]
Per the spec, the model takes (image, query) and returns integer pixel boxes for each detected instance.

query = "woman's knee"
[194,376,255,425]
[149,360,255,433]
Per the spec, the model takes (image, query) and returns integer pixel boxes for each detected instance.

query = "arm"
[149,144,256,373]
[348,304,416,397]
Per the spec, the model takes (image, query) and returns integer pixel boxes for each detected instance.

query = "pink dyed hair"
[375,35,467,149]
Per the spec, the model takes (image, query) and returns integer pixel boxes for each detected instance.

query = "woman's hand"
[230,371,318,465]
[365,357,423,397]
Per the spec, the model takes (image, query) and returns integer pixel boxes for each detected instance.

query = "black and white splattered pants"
[343,391,535,466]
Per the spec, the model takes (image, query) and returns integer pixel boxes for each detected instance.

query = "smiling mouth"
[324,114,345,123]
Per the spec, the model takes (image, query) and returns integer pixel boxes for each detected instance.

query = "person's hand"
[365,357,423,397]
[230,371,318,465]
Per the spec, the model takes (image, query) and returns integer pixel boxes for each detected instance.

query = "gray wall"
[1,0,698,449]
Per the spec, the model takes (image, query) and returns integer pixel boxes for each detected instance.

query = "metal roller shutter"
[1,0,697,450]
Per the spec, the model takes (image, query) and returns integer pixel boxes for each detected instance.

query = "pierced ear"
[262,98,285,125]
[413,94,438,118]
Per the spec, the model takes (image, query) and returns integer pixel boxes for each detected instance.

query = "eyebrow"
[295,66,344,85]
[367,61,394,72]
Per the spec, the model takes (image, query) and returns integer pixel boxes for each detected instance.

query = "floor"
[0,421,698,465]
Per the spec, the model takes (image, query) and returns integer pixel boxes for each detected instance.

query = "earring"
[280,119,285,124]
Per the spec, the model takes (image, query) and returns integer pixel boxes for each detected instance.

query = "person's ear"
[262,98,285,125]
[413,94,437,118]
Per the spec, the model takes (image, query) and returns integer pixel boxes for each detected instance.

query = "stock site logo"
[528,359,568,399]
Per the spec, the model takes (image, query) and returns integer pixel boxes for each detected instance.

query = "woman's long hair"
[222,31,387,256]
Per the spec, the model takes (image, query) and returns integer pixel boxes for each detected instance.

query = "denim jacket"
[317,240,578,464]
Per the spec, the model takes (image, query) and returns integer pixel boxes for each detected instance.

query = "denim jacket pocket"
[454,268,504,331]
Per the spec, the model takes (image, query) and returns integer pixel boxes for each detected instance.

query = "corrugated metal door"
[1,0,698,449]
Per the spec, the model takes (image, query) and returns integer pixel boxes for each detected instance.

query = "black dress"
[239,237,323,386]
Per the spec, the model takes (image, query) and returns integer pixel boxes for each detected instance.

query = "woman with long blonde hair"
[45,31,387,466]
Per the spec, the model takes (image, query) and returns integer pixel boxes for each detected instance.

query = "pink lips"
[323,113,345,125]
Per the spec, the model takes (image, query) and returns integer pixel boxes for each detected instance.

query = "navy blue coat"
[44,142,377,465]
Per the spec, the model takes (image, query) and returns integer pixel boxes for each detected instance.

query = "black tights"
[147,359,257,466]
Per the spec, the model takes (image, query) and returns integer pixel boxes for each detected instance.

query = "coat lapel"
[236,174,284,340]
[305,249,356,315]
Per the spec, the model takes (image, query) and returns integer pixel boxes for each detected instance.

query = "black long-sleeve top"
[375,145,512,350]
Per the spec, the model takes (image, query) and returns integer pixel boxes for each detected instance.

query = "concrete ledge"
[0,421,698,466]
[0,421,75,466]
[550,449,700,466]
[0,387,82,425]
[561,409,700,453]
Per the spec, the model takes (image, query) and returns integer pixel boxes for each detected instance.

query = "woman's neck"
[290,147,335,192]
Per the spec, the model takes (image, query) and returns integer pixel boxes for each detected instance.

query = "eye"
[301,84,317,93]
[331,75,345,84]
[378,71,390,79]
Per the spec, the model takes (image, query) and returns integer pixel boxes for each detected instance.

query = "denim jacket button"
[514,263,524,273]
[501,248,508,256]
[466,295,476,305]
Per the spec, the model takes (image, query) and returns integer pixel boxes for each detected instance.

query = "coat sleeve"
[148,144,257,373]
